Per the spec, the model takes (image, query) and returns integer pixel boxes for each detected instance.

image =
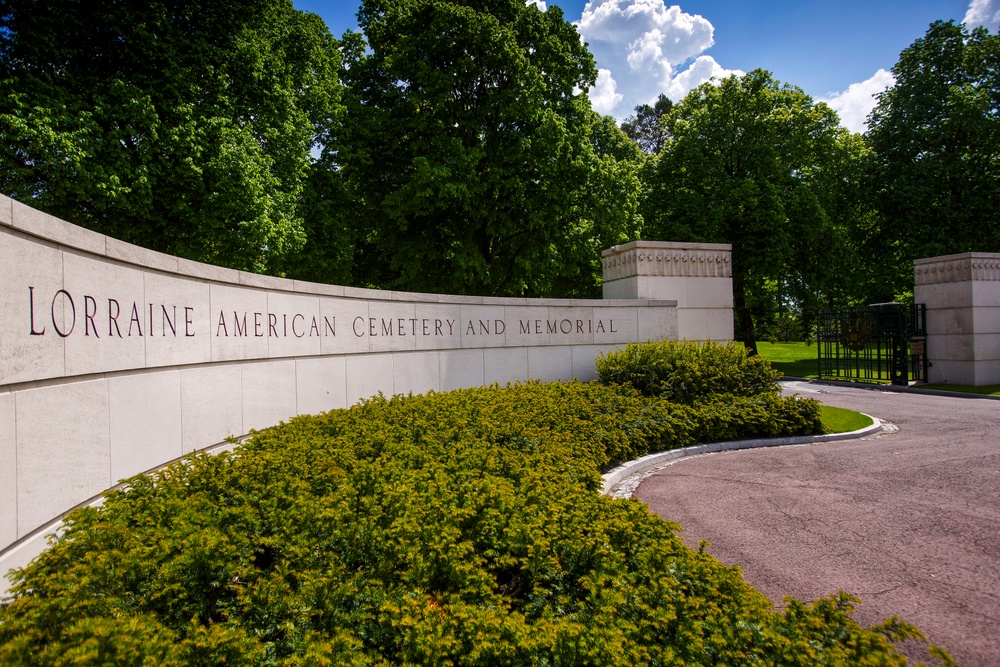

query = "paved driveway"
[633,382,1000,667]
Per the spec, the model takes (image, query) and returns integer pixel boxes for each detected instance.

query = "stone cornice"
[913,252,1000,285]
[602,241,732,281]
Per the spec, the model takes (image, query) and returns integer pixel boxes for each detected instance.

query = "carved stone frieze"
[913,253,1000,285]
[602,241,732,281]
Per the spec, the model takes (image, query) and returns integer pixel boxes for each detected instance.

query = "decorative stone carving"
[913,253,1000,285]
[601,241,732,281]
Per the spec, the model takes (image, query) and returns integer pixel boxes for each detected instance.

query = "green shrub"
[0,383,945,665]
[596,340,783,403]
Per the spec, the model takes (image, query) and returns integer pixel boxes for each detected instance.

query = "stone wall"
[1,196,690,582]
[602,240,734,342]
[914,252,1000,386]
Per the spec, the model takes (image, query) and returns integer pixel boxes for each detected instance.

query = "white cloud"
[820,68,895,134]
[576,0,741,119]
[526,0,547,11]
[590,68,624,114]
[662,55,739,101]
[964,0,1000,31]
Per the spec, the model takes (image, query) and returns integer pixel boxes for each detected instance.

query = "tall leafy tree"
[0,0,341,273]
[621,93,673,154]
[330,0,640,297]
[865,20,1000,297]
[641,70,856,353]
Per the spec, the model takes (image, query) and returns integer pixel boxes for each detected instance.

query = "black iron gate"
[817,303,927,385]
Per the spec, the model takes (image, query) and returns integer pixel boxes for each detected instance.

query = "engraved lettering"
[234,312,247,337]
[185,307,195,337]
[85,295,99,337]
[109,298,122,337]
[216,310,229,337]
[254,312,264,337]
[28,286,45,335]
[324,316,336,336]
[268,314,277,337]
[292,313,305,338]
[354,316,365,337]
[51,289,76,338]
[162,305,177,336]
[129,302,143,337]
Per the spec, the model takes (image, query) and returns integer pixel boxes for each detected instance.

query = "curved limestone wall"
[0,195,680,581]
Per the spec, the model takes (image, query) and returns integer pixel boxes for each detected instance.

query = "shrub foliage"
[0,382,946,665]
[596,340,783,404]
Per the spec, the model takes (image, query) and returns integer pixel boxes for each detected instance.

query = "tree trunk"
[733,273,758,355]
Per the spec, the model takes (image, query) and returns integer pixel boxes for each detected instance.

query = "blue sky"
[293,0,998,132]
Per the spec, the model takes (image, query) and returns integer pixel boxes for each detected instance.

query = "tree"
[865,20,1000,297]
[621,94,673,154]
[330,0,641,297]
[640,70,857,353]
[0,0,342,273]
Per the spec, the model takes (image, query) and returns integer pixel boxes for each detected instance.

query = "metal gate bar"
[817,303,926,385]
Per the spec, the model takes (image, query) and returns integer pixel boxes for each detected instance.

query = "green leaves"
[0,382,929,665]
[865,20,1000,297]
[329,0,639,297]
[641,70,858,350]
[0,0,342,273]
[596,340,784,404]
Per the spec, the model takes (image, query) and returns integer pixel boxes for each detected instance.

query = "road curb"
[601,415,883,496]
[782,376,1000,400]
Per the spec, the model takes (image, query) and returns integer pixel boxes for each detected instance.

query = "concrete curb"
[783,376,1000,401]
[601,415,883,496]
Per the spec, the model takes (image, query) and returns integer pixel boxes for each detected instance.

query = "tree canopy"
[322,0,642,297]
[0,0,341,272]
[620,94,673,155]
[641,70,857,352]
[864,20,1000,297]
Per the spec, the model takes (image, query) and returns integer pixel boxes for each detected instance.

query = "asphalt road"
[633,382,1000,667]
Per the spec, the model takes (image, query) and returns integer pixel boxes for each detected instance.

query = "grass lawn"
[751,341,819,379]
[750,341,1000,396]
[819,405,874,433]
[917,383,1000,396]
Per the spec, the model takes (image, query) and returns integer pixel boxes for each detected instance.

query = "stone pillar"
[602,241,734,342]
[914,252,1000,386]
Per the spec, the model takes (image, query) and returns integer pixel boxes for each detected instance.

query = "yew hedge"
[596,340,783,404]
[0,382,951,665]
